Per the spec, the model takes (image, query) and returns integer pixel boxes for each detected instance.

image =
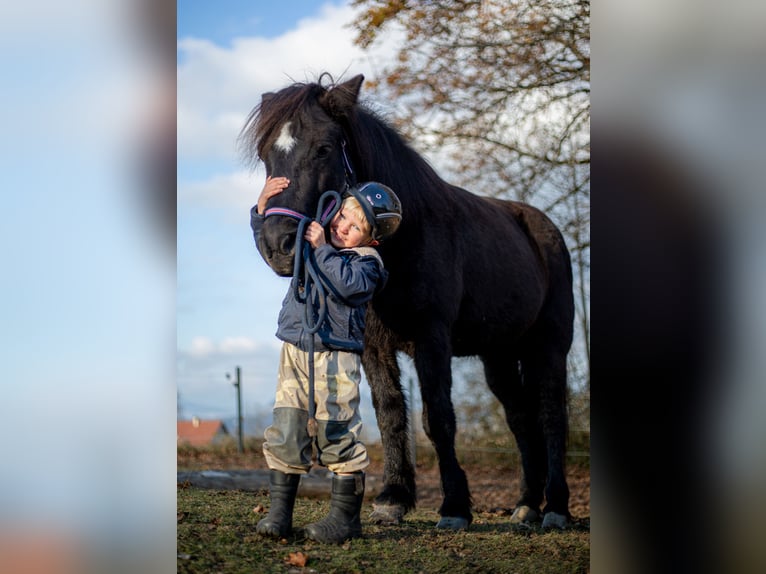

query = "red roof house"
[177,417,230,447]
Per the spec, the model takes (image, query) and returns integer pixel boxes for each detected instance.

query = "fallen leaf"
[253,504,265,513]
[286,551,308,567]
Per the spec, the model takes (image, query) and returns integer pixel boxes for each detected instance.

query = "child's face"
[329,207,371,249]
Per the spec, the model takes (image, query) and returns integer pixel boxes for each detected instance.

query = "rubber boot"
[304,472,365,544]
[256,470,300,539]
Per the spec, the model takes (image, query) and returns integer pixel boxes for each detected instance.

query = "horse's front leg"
[415,326,472,530]
[362,319,416,524]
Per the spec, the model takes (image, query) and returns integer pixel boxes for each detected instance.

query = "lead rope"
[266,190,342,437]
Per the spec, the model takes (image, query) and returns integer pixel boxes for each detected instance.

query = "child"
[251,177,402,544]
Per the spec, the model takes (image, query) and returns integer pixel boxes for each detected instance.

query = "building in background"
[177,417,230,447]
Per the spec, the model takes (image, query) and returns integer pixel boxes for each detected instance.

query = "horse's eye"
[316,145,332,159]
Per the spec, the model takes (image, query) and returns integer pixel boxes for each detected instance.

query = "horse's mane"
[238,74,450,213]
[346,107,448,214]
[237,77,327,167]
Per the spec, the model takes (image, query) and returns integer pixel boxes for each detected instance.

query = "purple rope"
[263,206,305,220]
[319,199,338,223]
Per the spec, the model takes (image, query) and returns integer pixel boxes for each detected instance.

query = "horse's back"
[428,188,572,352]
[484,196,570,260]
[450,189,571,292]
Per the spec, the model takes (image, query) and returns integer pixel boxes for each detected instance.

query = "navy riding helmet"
[344,182,403,242]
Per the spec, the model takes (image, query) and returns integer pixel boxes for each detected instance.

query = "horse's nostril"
[279,235,294,255]
[257,236,273,260]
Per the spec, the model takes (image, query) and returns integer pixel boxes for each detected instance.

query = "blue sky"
[176,1,402,430]
[178,0,336,44]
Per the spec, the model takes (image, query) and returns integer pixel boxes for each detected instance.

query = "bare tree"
[352,0,590,390]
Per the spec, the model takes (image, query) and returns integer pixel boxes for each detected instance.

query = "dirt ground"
[402,462,590,519]
[178,445,590,520]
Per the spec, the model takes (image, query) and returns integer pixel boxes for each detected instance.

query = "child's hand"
[257,176,290,214]
[304,221,326,248]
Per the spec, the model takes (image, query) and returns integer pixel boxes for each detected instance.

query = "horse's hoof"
[369,503,406,525]
[541,512,568,529]
[435,516,469,530]
[510,505,541,524]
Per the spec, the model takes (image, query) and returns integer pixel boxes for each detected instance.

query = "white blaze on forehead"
[274,121,296,153]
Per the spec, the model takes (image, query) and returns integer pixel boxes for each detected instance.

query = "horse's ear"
[258,92,276,116]
[321,74,364,118]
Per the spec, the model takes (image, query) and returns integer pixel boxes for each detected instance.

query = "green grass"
[177,486,589,574]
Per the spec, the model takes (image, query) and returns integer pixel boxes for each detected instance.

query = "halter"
[262,200,340,224]
[341,138,357,187]
[261,206,304,220]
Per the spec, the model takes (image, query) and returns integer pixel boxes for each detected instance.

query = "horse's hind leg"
[483,353,548,522]
[518,341,571,528]
[362,318,416,524]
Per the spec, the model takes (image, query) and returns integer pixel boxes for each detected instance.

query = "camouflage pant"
[262,343,369,474]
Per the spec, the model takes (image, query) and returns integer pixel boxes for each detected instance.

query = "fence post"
[235,366,243,452]
[227,367,244,453]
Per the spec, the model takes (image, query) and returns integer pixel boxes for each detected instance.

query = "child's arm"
[306,222,377,302]
[256,176,290,214]
[252,176,290,261]
[312,247,384,305]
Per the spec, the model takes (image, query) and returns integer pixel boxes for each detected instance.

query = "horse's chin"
[267,255,295,277]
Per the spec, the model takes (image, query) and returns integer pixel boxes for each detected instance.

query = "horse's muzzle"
[259,218,297,276]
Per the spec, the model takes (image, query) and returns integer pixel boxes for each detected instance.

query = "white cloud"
[189,336,216,357]
[177,2,399,163]
[179,168,264,211]
[220,336,259,354]
[184,335,280,359]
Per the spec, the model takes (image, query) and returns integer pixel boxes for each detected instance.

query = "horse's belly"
[450,314,533,355]
[450,283,544,352]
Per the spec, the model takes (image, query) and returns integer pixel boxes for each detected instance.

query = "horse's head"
[240,74,365,276]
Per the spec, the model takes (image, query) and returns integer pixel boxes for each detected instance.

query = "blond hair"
[341,196,372,237]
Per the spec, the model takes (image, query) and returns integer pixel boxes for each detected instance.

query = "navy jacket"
[251,207,388,353]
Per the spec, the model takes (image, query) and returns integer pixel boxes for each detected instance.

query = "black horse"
[240,73,575,529]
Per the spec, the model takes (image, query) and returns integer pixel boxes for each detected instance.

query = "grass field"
[177,485,590,574]
[178,438,590,573]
